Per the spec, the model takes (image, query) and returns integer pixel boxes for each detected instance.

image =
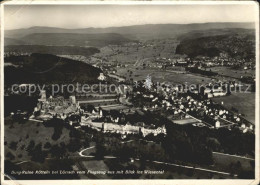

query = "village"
[5,37,256,138]
[27,66,254,138]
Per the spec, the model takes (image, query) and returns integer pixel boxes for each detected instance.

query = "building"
[173,118,200,125]
[215,120,221,128]
[38,90,47,102]
[100,121,166,137]
[35,94,79,118]
[213,92,226,97]
[98,73,106,81]
[69,95,76,104]
[141,126,166,137]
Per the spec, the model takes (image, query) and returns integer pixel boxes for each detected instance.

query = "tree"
[95,145,105,160]
[50,144,66,158]
[44,142,51,149]
[67,139,81,152]
[52,126,63,141]
[6,152,15,160]
[95,141,106,160]
[27,140,35,153]
[69,128,81,139]
[9,141,18,151]
[117,146,133,162]
[34,110,40,117]
[31,143,47,163]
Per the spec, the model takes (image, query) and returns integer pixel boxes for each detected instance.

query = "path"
[212,151,254,161]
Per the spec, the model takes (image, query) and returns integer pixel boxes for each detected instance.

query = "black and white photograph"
[1,1,259,184]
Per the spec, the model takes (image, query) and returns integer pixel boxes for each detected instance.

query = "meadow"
[206,66,255,79]
[212,92,255,124]
[117,67,214,85]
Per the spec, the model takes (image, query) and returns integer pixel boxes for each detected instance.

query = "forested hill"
[5,53,102,84]
[6,33,133,48]
[6,22,254,40]
[175,29,255,58]
[5,45,100,57]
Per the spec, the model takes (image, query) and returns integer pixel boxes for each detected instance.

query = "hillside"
[5,38,27,45]
[177,28,255,41]
[4,117,87,179]
[5,22,255,40]
[6,33,133,48]
[4,53,102,84]
[175,29,255,58]
[5,45,100,57]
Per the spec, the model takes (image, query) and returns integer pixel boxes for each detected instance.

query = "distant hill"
[175,29,255,58]
[5,38,26,45]
[4,53,102,84]
[14,33,132,48]
[5,45,100,57]
[177,28,255,41]
[5,22,255,41]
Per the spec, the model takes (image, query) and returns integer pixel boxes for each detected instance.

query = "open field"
[93,39,179,64]
[117,67,214,85]
[212,152,254,173]
[206,66,255,79]
[212,92,255,124]
[80,160,110,179]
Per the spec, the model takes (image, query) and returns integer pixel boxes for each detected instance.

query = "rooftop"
[174,118,200,125]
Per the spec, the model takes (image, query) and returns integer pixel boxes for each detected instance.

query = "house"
[204,88,211,95]
[98,73,106,81]
[215,121,220,128]
[213,92,226,97]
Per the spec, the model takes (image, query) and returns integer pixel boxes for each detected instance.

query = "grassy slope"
[176,30,255,58]
[4,118,71,162]
[5,45,100,57]
[4,53,102,84]
[212,92,255,124]
[19,33,132,48]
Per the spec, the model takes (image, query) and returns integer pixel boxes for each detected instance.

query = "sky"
[4,4,257,30]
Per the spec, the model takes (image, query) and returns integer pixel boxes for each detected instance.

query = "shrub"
[9,141,18,151]
[44,142,51,149]
[6,152,15,160]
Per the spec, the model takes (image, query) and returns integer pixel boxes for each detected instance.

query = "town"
[26,69,254,136]
[3,11,256,179]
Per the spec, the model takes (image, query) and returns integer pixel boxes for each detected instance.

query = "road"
[29,118,43,123]
[78,146,96,157]
[16,160,30,165]
[151,160,235,176]
[212,151,254,161]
